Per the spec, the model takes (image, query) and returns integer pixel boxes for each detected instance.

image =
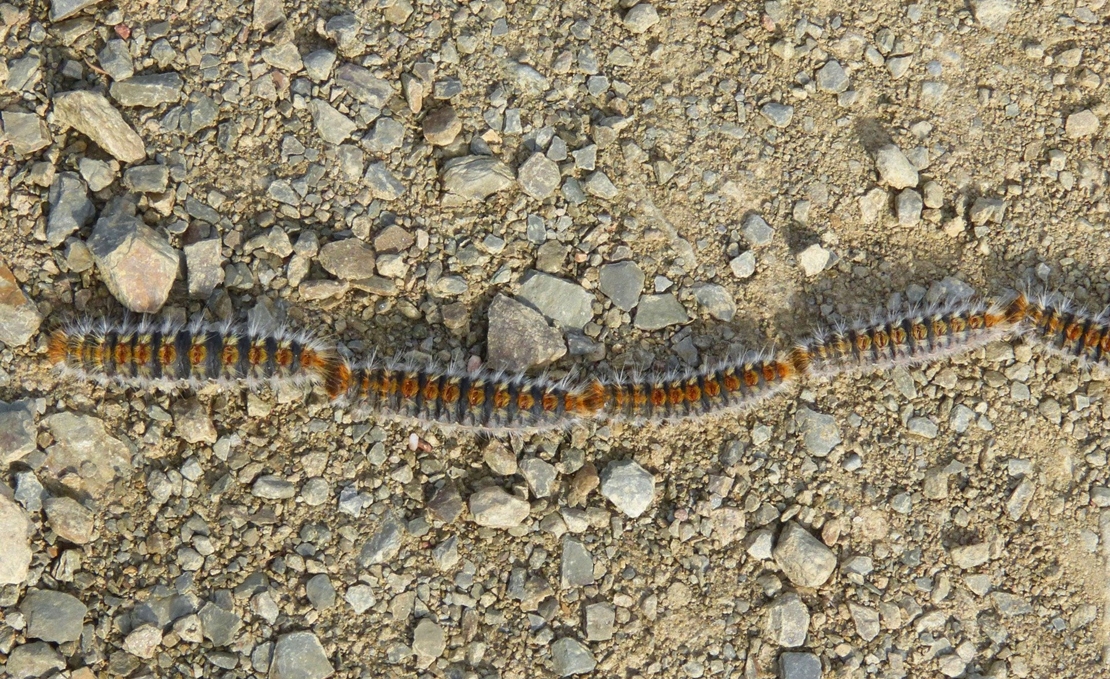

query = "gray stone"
[427,484,463,522]
[969,197,1005,225]
[271,631,334,679]
[634,293,688,330]
[306,574,336,610]
[773,522,837,588]
[51,0,104,21]
[992,591,1032,616]
[87,199,179,313]
[766,592,810,647]
[0,262,41,347]
[816,60,850,93]
[561,537,595,587]
[423,107,461,146]
[179,95,218,135]
[584,171,619,199]
[110,73,185,107]
[487,294,566,371]
[45,495,96,544]
[874,144,918,189]
[0,494,32,584]
[849,603,880,641]
[693,284,736,321]
[6,55,42,92]
[319,238,375,280]
[23,590,87,643]
[518,152,562,199]
[780,652,822,679]
[0,399,35,466]
[2,110,52,155]
[729,251,756,278]
[78,157,116,191]
[795,407,841,457]
[358,513,404,565]
[599,459,655,518]
[907,416,938,438]
[585,603,615,641]
[469,486,530,528]
[412,619,446,658]
[520,458,557,498]
[1066,109,1100,139]
[122,164,169,193]
[309,99,357,144]
[366,117,405,154]
[5,642,66,679]
[517,272,594,329]
[184,238,225,298]
[742,213,775,246]
[760,102,794,128]
[303,50,337,82]
[268,178,299,206]
[364,162,406,200]
[551,637,596,676]
[442,155,516,200]
[345,585,375,614]
[950,542,990,569]
[253,475,295,500]
[44,411,131,499]
[301,477,330,506]
[972,0,1015,31]
[336,64,393,107]
[797,244,830,277]
[123,624,163,659]
[98,39,134,80]
[253,0,286,30]
[262,42,303,72]
[54,90,146,163]
[896,188,923,225]
[623,3,660,33]
[199,601,242,646]
[598,261,644,311]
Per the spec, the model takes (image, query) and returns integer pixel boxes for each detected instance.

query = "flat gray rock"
[795,407,841,457]
[634,293,688,330]
[44,411,131,500]
[765,592,810,647]
[0,399,36,466]
[364,162,406,200]
[366,117,405,154]
[252,475,295,500]
[551,637,596,676]
[198,601,242,647]
[442,155,516,200]
[412,619,446,658]
[773,522,837,588]
[51,0,103,20]
[98,39,134,80]
[184,238,225,298]
[5,642,65,679]
[598,261,644,311]
[623,4,660,33]
[122,164,169,193]
[561,537,595,587]
[816,59,849,93]
[262,42,303,72]
[271,631,334,679]
[43,495,95,544]
[518,152,561,199]
[0,494,32,584]
[306,574,336,610]
[729,251,756,278]
[309,99,357,145]
[848,603,880,642]
[46,172,93,247]
[585,603,615,641]
[517,272,594,329]
[0,262,42,347]
[780,652,822,679]
[469,486,529,528]
[319,238,375,280]
[110,73,185,107]
[335,63,393,107]
[87,198,178,313]
[303,50,336,81]
[760,102,793,128]
[22,590,87,643]
[599,459,655,518]
[486,293,566,372]
[2,110,52,155]
[78,157,116,191]
[179,95,218,135]
[54,90,146,163]
[423,106,461,146]
[742,213,775,246]
[693,284,736,321]
[584,171,619,199]
[874,144,918,189]
[358,513,404,565]
[520,457,557,497]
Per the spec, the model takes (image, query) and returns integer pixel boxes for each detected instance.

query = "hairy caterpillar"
[43,291,1101,432]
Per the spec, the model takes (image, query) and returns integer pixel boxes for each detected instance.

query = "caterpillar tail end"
[47,329,70,367]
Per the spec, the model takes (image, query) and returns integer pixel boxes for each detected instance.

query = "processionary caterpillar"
[45,291,1101,432]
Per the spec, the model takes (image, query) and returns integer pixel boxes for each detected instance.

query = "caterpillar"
[41,290,1102,432]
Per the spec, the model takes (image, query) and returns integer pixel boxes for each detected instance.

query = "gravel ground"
[2,0,1110,678]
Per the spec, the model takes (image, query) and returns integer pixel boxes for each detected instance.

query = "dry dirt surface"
[2,0,1110,678]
